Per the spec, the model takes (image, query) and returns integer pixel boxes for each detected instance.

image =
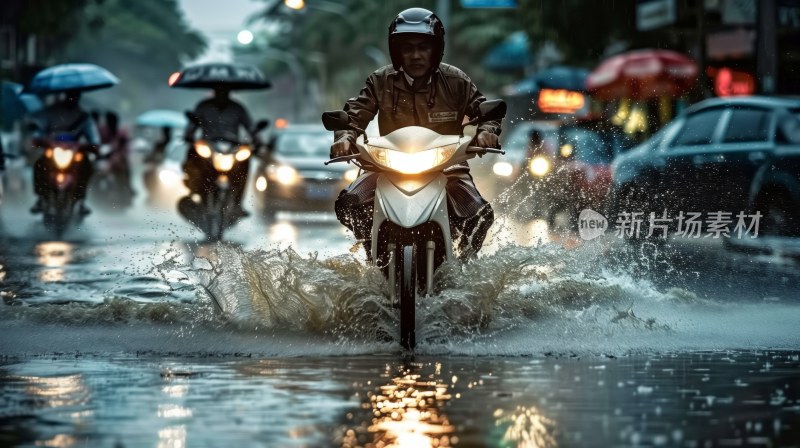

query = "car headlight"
[492,161,513,177]
[52,147,74,169]
[212,153,235,172]
[255,176,268,192]
[367,144,458,174]
[529,156,551,177]
[267,165,299,186]
[158,169,181,186]
[344,168,359,182]
[235,146,252,162]
[195,141,212,158]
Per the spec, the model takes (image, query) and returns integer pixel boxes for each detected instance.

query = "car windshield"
[275,132,333,157]
[560,127,617,163]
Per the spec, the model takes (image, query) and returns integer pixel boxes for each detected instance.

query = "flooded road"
[1,353,799,447]
[1,161,800,446]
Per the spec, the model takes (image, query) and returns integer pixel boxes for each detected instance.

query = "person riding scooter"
[181,87,255,221]
[331,7,502,260]
[30,91,99,216]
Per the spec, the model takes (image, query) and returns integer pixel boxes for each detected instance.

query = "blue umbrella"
[24,63,119,94]
[533,66,590,92]
[482,31,532,72]
[2,81,42,128]
[135,109,188,128]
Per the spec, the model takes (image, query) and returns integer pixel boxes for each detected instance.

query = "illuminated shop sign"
[710,67,755,97]
[537,89,585,114]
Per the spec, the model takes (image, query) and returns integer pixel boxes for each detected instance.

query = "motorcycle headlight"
[367,144,458,174]
[212,153,235,172]
[235,146,252,162]
[52,147,74,170]
[267,165,299,186]
[195,141,212,158]
[529,156,551,177]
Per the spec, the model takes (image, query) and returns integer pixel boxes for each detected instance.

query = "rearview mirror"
[321,110,351,132]
[478,100,507,122]
[254,119,269,132]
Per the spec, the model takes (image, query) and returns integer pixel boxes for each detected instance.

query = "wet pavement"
[1,159,800,446]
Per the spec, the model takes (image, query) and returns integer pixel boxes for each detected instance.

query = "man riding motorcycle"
[30,91,99,216]
[180,87,255,221]
[331,7,501,260]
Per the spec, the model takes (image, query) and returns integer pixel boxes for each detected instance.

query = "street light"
[284,0,305,10]
[237,30,254,45]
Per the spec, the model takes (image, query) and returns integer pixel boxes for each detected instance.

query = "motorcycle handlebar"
[466,146,505,156]
[324,154,360,165]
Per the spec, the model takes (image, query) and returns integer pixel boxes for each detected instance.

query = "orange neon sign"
[538,89,585,114]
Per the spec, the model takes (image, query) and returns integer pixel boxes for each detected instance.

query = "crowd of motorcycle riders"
[2,7,503,257]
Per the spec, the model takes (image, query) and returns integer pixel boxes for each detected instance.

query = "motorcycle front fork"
[386,240,436,301]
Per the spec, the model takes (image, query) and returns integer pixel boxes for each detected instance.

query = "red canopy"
[586,50,699,100]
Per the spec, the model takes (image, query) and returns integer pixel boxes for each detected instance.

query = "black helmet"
[388,8,445,72]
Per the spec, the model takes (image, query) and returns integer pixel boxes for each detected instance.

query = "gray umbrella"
[24,63,119,94]
[170,63,271,90]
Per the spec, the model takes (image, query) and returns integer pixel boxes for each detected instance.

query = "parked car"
[253,124,359,220]
[608,96,800,243]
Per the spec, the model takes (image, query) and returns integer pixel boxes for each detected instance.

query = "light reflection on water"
[358,364,456,448]
[1,352,800,447]
[35,241,74,283]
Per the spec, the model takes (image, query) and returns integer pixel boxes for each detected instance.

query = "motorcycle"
[322,100,506,350]
[181,112,268,241]
[32,134,93,237]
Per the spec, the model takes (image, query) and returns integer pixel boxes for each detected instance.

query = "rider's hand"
[475,131,499,149]
[330,138,355,159]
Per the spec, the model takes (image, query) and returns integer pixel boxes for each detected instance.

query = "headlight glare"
[367,143,458,174]
[529,156,551,177]
[235,146,252,161]
[212,153,235,172]
[195,141,212,158]
[268,165,299,186]
[344,168,359,182]
[53,147,74,169]
[493,161,513,177]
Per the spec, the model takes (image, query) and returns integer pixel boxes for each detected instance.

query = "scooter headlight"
[195,141,212,158]
[52,147,74,170]
[367,144,458,175]
[235,146,252,162]
[212,153,235,172]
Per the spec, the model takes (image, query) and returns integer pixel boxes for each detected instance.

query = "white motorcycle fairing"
[370,172,454,259]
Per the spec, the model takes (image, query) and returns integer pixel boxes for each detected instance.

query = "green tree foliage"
[61,0,206,117]
[256,0,523,108]
[517,0,641,65]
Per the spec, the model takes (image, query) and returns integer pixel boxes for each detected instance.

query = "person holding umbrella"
[26,63,118,216]
[29,90,100,215]
[171,63,271,223]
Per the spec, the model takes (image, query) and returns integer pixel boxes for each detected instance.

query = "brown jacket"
[335,63,501,146]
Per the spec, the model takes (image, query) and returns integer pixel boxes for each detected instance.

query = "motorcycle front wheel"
[398,244,416,350]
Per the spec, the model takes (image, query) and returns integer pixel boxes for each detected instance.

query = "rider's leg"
[445,169,495,260]
[335,173,378,259]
